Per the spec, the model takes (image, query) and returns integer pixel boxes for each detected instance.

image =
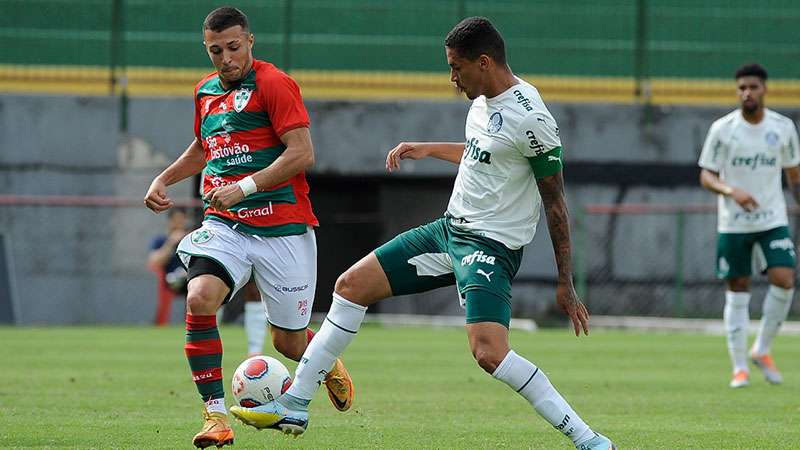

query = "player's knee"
[773,278,794,290]
[334,269,361,301]
[472,345,504,374]
[185,288,221,315]
[726,277,750,292]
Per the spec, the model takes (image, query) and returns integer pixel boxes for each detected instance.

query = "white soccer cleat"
[750,352,783,385]
[230,399,308,435]
[577,433,616,450]
[729,369,749,388]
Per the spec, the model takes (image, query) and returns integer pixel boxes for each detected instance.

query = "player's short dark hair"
[444,17,506,65]
[204,6,249,33]
[735,63,767,81]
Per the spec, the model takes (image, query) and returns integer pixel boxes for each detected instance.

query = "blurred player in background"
[147,207,190,325]
[143,6,353,448]
[239,279,267,357]
[699,63,800,388]
[231,17,614,450]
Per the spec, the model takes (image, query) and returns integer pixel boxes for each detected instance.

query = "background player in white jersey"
[230,17,614,450]
[699,63,800,388]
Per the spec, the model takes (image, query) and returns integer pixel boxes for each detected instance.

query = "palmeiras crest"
[233,88,253,112]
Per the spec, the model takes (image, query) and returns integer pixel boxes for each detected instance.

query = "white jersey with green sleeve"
[446,78,563,250]
[698,108,800,233]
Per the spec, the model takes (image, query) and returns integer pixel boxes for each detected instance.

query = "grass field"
[1,325,798,449]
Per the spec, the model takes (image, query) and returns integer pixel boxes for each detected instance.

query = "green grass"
[1,325,799,449]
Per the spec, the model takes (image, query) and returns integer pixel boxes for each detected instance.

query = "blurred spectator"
[147,207,190,325]
[223,278,268,356]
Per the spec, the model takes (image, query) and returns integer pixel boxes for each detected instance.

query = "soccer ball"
[231,355,292,408]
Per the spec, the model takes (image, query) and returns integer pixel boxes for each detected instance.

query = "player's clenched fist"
[144,178,173,214]
[386,142,431,172]
[204,184,245,211]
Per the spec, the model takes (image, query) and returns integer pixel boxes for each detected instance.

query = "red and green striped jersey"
[193,59,318,236]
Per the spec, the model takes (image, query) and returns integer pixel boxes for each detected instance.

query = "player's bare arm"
[144,138,206,213]
[784,166,800,205]
[537,171,589,336]
[699,168,758,211]
[386,142,464,172]
[204,127,314,211]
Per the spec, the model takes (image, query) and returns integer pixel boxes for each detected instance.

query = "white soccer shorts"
[177,219,317,331]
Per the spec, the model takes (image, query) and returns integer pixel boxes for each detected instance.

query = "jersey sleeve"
[515,112,562,157]
[259,72,310,137]
[781,121,800,168]
[193,85,202,142]
[515,113,563,179]
[698,120,726,172]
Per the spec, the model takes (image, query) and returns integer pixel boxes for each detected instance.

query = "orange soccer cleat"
[324,358,354,412]
[750,352,783,385]
[192,410,234,449]
[729,369,750,389]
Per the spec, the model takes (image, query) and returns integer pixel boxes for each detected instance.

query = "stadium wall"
[2,94,798,324]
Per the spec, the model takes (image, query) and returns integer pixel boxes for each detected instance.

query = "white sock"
[286,293,367,401]
[205,398,227,415]
[724,291,751,373]
[493,350,595,446]
[753,285,794,356]
[244,301,267,356]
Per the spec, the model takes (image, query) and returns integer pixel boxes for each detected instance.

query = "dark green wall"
[3,0,799,78]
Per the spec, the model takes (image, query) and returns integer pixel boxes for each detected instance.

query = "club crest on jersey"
[765,131,780,147]
[487,112,503,133]
[191,229,214,244]
[233,88,253,112]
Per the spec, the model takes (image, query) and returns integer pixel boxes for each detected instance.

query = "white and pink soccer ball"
[231,355,292,408]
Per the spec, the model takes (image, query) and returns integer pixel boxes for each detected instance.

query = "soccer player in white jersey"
[230,17,614,449]
[699,63,800,388]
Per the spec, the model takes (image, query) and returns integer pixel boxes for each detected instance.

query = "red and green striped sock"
[185,314,225,403]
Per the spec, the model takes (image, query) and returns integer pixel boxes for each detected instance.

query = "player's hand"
[555,281,590,336]
[731,188,758,212]
[204,184,245,211]
[386,142,431,172]
[144,178,173,213]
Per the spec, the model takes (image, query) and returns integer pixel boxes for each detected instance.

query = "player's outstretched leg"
[750,284,793,384]
[723,291,751,388]
[231,293,368,434]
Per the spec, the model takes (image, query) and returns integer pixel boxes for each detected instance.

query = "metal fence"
[574,204,800,319]
[1,0,799,103]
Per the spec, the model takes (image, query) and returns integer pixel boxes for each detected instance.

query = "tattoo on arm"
[536,172,573,282]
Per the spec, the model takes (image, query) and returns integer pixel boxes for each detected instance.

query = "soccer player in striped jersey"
[230,17,614,450]
[143,7,353,448]
[699,63,800,388]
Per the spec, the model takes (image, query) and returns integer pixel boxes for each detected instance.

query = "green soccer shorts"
[373,217,523,327]
[717,226,796,279]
